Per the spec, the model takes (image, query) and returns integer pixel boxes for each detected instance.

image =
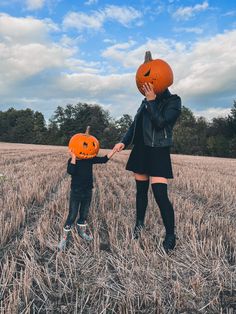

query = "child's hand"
[107,148,116,159]
[69,149,76,160]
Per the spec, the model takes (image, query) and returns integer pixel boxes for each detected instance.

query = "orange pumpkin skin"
[69,131,100,159]
[136,59,173,95]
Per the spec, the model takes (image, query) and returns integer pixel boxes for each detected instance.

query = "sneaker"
[132,221,144,240]
[77,223,93,241]
[163,234,176,253]
[63,224,72,232]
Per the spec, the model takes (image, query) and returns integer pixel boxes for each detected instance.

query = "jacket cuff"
[121,141,127,149]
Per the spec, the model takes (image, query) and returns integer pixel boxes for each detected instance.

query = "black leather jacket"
[121,89,181,148]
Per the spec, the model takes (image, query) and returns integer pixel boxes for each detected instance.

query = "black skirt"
[126,143,174,178]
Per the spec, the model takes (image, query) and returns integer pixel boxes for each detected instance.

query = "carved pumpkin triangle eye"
[83,142,88,148]
[144,69,151,77]
[92,142,96,147]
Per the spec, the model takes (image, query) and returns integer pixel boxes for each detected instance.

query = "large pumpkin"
[136,51,173,95]
[68,126,99,159]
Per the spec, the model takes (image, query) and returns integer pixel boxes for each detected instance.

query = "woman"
[114,82,181,253]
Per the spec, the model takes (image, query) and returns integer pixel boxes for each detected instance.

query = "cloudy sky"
[0,0,235,121]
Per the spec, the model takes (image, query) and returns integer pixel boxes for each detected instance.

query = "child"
[63,147,116,241]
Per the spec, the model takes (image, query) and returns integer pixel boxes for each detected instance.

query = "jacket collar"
[143,88,171,103]
[156,88,171,100]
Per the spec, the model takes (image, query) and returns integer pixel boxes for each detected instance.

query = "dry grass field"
[0,142,236,314]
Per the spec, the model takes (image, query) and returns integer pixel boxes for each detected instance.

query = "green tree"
[207,135,229,157]
[51,103,112,146]
[227,100,236,137]
[33,111,47,144]
[172,106,198,154]
[115,114,133,140]
[45,120,61,145]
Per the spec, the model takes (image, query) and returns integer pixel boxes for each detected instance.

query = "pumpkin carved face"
[68,126,99,159]
[136,51,173,95]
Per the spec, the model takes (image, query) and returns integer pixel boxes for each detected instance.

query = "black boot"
[132,220,144,240]
[163,234,176,253]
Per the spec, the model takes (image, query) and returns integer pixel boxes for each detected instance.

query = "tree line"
[0,101,236,158]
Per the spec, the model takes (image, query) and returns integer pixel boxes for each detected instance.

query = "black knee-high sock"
[135,180,149,224]
[151,183,175,235]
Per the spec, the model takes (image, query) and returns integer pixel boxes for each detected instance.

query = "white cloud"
[63,11,104,31]
[173,26,203,34]
[101,29,236,112]
[25,0,45,10]
[173,1,209,20]
[0,14,72,92]
[193,107,232,121]
[223,11,236,17]
[102,38,186,68]
[104,5,141,26]
[0,14,235,122]
[0,42,72,89]
[0,13,59,44]
[84,0,98,5]
[63,5,142,31]
[102,40,136,66]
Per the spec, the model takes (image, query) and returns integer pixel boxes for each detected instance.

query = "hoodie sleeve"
[91,155,109,164]
[92,155,109,164]
[67,158,77,175]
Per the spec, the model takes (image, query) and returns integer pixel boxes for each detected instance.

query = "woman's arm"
[142,82,181,130]
[120,120,135,148]
[146,97,182,130]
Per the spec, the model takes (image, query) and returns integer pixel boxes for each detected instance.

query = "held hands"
[142,83,156,101]
[113,143,125,153]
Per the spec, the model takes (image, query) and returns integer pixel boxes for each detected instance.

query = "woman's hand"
[142,83,156,101]
[113,143,125,152]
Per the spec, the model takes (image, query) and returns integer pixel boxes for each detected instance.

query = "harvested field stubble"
[0,142,235,313]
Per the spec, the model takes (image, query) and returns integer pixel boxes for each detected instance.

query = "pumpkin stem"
[85,126,90,135]
[144,51,153,63]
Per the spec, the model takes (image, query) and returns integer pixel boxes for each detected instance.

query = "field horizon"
[0,142,235,313]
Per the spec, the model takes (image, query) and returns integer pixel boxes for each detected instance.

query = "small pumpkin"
[68,126,100,159]
[136,51,173,95]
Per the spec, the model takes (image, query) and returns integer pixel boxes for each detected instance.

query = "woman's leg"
[150,177,174,234]
[133,173,149,238]
[151,177,176,251]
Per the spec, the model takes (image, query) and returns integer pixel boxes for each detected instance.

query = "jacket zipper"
[164,128,167,139]
[152,127,155,147]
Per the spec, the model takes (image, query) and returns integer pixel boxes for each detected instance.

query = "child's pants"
[65,187,92,226]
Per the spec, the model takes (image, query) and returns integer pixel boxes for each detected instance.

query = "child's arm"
[107,148,116,159]
[67,149,77,175]
[92,148,116,164]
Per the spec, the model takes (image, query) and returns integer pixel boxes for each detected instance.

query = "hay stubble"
[0,143,235,313]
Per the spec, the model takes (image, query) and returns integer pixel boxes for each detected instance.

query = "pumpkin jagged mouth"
[79,151,95,157]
